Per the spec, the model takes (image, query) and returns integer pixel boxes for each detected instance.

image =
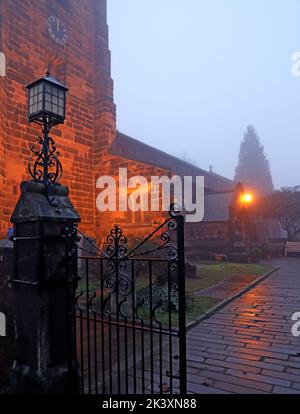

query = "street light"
[239,192,254,243]
[239,192,254,206]
[27,71,68,126]
[26,72,69,204]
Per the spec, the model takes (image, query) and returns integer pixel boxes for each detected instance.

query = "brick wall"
[0,0,7,238]
[94,152,174,245]
[94,0,116,239]
[0,0,218,247]
[0,0,182,246]
[0,0,116,239]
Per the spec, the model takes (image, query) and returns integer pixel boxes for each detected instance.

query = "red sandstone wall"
[0,0,7,237]
[0,0,184,245]
[95,152,172,244]
[0,0,116,239]
[94,0,117,239]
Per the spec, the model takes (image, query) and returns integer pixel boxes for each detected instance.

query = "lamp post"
[26,72,69,204]
[239,192,254,243]
[10,73,80,394]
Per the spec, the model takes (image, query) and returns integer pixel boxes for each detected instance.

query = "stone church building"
[0,0,247,251]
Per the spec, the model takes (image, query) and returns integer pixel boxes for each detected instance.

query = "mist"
[108,0,300,189]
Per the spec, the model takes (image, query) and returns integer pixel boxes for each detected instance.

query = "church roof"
[109,131,234,193]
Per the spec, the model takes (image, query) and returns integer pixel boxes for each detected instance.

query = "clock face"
[47,16,67,45]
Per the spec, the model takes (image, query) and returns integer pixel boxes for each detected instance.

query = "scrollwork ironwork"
[106,225,128,259]
[62,225,80,273]
[101,225,133,317]
[29,134,62,185]
[64,203,187,394]
[168,202,182,217]
[126,216,179,259]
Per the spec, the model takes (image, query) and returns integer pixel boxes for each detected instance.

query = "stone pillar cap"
[11,181,81,224]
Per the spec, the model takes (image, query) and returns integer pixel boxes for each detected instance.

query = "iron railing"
[64,205,187,394]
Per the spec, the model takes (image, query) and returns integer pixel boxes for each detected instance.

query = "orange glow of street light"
[240,193,254,204]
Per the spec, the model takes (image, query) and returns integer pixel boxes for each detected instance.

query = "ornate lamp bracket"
[28,121,63,206]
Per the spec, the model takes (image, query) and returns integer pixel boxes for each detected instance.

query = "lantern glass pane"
[31,84,43,108]
[45,102,52,112]
[37,93,43,104]
[52,86,59,97]
[37,100,43,112]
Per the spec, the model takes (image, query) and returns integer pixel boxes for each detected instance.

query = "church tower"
[0,0,116,238]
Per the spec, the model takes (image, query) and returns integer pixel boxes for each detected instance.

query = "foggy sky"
[107,0,300,189]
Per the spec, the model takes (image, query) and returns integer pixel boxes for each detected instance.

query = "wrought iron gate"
[64,205,187,394]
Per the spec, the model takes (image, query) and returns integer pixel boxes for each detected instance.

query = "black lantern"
[27,72,69,126]
[26,73,68,204]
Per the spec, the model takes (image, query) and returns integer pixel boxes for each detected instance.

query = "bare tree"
[255,186,300,241]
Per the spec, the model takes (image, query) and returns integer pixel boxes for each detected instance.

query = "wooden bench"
[285,241,300,257]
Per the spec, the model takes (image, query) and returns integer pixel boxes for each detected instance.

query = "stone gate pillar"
[0,238,13,392]
[10,181,80,394]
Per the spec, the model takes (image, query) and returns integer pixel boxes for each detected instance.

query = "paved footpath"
[187,259,300,394]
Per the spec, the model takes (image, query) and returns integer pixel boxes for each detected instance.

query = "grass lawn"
[141,260,273,326]
[182,262,273,323]
[186,296,219,322]
[78,263,273,295]
[77,262,274,326]
[186,262,273,294]
[135,296,219,328]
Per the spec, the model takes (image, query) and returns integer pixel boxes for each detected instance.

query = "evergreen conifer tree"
[235,125,273,195]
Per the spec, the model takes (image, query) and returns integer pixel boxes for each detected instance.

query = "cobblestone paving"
[187,259,300,394]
